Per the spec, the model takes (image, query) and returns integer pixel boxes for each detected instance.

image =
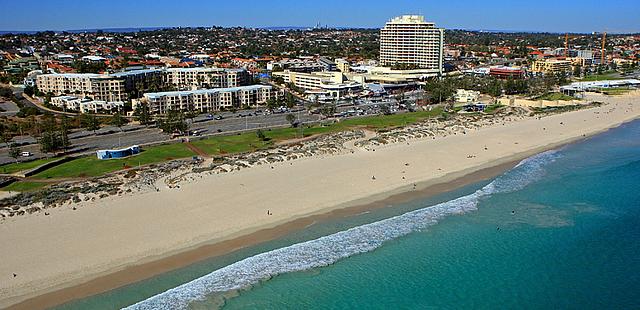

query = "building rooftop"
[110,68,164,77]
[387,15,434,25]
[144,85,271,99]
[40,73,103,78]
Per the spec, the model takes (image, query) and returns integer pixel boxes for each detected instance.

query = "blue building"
[96,145,141,160]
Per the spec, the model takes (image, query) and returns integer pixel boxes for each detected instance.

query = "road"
[0,84,422,165]
[0,110,322,165]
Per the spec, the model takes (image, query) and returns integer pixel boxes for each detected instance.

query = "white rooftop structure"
[144,85,272,99]
[560,79,640,92]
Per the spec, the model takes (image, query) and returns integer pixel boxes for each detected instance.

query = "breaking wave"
[124,150,561,310]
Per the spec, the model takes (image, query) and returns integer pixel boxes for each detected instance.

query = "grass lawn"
[0,157,58,174]
[336,108,444,130]
[191,132,274,156]
[33,143,196,179]
[192,108,445,156]
[1,181,48,192]
[28,109,447,179]
[596,88,633,96]
[537,92,575,101]
[579,73,625,82]
[484,104,504,114]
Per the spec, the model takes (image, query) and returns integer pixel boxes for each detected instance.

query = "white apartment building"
[37,73,126,102]
[379,15,445,75]
[36,68,251,103]
[272,70,362,100]
[165,68,250,90]
[50,95,124,113]
[135,85,275,114]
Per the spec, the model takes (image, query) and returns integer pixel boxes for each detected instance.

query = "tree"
[573,64,582,77]
[256,129,268,141]
[0,127,11,147]
[158,110,188,134]
[266,97,278,110]
[285,92,296,109]
[59,116,71,150]
[380,103,392,115]
[424,79,455,103]
[319,104,336,118]
[8,143,21,163]
[81,114,100,134]
[110,113,128,131]
[286,113,297,127]
[134,103,152,126]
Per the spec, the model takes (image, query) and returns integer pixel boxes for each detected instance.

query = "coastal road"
[0,111,322,165]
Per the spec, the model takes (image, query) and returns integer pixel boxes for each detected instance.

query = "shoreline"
[7,157,523,310]
[2,92,639,309]
[5,126,631,310]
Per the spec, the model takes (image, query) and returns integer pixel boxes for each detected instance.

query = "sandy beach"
[1,92,639,309]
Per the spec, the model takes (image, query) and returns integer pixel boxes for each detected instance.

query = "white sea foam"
[124,150,560,310]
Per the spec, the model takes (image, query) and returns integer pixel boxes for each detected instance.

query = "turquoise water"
[60,120,640,310]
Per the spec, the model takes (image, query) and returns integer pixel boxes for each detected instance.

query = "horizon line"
[1,25,639,35]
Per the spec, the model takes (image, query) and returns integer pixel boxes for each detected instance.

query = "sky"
[1,0,639,33]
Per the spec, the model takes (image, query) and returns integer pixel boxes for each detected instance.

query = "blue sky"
[1,0,639,33]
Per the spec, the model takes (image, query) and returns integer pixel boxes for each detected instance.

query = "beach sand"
[1,92,639,309]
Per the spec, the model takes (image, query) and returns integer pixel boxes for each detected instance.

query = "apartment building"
[272,70,361,99]
[36,67,251,102]
[37,73,127,102]
[379,15,445,75]
[531,59,571,74]
[165,68,250,90]
[110,68,166,94]
[135,85,275,114]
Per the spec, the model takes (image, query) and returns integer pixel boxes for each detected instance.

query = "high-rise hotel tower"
[380,15,444,75]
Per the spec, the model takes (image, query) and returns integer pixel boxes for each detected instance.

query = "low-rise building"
[454,89,480,103]
[335,59,351,73]
[267,58,325,73]
[3,57,39,74]
[489,66,525,79]
[273,70,362,99]
[531,59,571,74]
[50,95,124,113]
[134,85,275,114]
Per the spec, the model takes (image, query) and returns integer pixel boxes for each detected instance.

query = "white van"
[21,151,33,157]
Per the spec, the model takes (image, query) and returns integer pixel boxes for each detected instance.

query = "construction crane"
[564,33,569,58]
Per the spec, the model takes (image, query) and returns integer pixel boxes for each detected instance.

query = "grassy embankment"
[0,157,58,175]
[593,88,634,96]
[191,108,444,155]
[1,181,48,192]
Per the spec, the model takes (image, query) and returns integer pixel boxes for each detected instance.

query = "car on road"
[21,151,33,157]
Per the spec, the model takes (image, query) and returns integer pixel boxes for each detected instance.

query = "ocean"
[58,119,640,310]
